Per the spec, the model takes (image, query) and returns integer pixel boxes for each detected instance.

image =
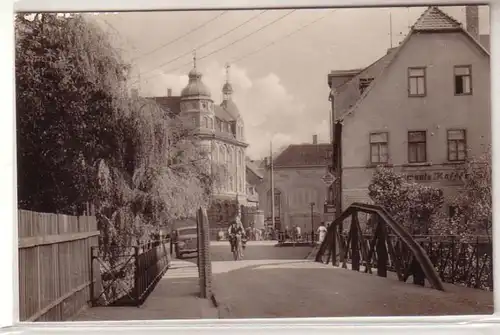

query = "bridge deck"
[74,244,493,321]
[212,260,493,318]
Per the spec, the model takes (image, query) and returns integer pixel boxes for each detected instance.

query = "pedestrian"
[317,222,327,244]
[295,225,302,241]
[217,229,224,241]
[255,228,261,241]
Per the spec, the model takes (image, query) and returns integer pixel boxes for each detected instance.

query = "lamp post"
[310,202,315,242]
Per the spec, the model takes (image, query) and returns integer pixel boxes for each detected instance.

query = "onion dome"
[181,52,211,99]
[181,67,211,99]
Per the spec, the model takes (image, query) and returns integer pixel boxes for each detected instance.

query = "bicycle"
[233,234,243,261]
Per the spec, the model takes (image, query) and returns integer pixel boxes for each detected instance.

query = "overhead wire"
[135,10,270,82]
[131,11,228,61]
[138,9,296,83]
[231,9,337,64]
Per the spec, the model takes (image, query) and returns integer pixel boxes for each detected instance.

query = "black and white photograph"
[15,4,493,322]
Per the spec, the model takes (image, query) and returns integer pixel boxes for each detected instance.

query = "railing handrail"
[316,202,445,291]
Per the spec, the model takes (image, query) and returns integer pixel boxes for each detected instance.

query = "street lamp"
[310,202,315,242]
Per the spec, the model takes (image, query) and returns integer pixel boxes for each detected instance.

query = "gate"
[90,239,171,306]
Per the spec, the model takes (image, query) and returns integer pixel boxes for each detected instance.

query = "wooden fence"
[18,210,100,322]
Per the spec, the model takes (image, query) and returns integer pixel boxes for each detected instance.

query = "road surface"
[212,261,494,318]
[181,241,312,263]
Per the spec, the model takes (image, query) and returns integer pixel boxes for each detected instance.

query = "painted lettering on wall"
[404,171,464,183]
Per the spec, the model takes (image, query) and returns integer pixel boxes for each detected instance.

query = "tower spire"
[222,62,233,101]
[225,62,231,83]
[193,49,197,69]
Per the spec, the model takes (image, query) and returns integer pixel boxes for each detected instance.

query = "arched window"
[204,117,208,128]
[227,147,232,164]
[208,118,213,129]
[219,146,225,164]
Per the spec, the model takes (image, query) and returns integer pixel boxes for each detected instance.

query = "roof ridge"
[412,6,462,31]
[337,6,489,123]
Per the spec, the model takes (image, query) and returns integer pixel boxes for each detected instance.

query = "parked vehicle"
[172,226,198,259]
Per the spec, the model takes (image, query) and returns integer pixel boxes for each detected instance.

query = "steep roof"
[273,144,331,168]
[214,105,234,121]
[412,6,462,31]
[246,160,264,180]
[330,46,398,117]
[150,96,181,116]
[333,6,490,122]
[220,99,240,120]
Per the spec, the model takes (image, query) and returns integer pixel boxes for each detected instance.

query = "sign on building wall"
[403,170,464,183]
[321,172,336,186]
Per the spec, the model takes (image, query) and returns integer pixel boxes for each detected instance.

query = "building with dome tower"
[148,57,263,233]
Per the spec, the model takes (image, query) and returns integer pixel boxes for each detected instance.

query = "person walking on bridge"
[317,222,327,244]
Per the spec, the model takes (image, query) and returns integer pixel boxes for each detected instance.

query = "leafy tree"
[16,13,130,215]
[438,147,492,240]
[16,13,227,264]
[368,166,409,224]
[368,166,444,234]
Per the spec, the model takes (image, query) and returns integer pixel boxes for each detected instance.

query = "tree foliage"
[368,166,444,234]
[435,147,492,240]
[16,13,226,262]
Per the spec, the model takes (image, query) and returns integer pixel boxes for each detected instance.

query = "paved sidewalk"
[213,260,494,318]
[72,260,218,321]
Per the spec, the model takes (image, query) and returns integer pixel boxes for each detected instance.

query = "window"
[408,131,427,163]
[370,132,389,164]
[408,67,426,96]
[219,147,225,164]
[359,78,374,94]
[208,118,213,129]
[454,65,472,95]
[204,117,208,128]
[447,129,466,161]
[191,116,197,127]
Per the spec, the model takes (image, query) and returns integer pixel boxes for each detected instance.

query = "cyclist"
[228,220,245,259]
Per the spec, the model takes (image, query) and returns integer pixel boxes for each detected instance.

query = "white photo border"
[3,0,499,333]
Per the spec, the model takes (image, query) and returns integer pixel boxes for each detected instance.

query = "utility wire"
[139,9,296,82]
[131,11,227,61]
[231,9,337,64]
[136,10,270,82]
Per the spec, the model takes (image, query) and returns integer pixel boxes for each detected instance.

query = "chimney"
[465,5,479,40]
[167,88,172,97]
[312,134,318,145]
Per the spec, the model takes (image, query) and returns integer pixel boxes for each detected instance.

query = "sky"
[91,6,490,159]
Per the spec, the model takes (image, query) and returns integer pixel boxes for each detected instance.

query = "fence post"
[375,215,388,278]
[331,224,338,266]
[351,212,360,271]
[90,246,95,307]
[134,246,140,305]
